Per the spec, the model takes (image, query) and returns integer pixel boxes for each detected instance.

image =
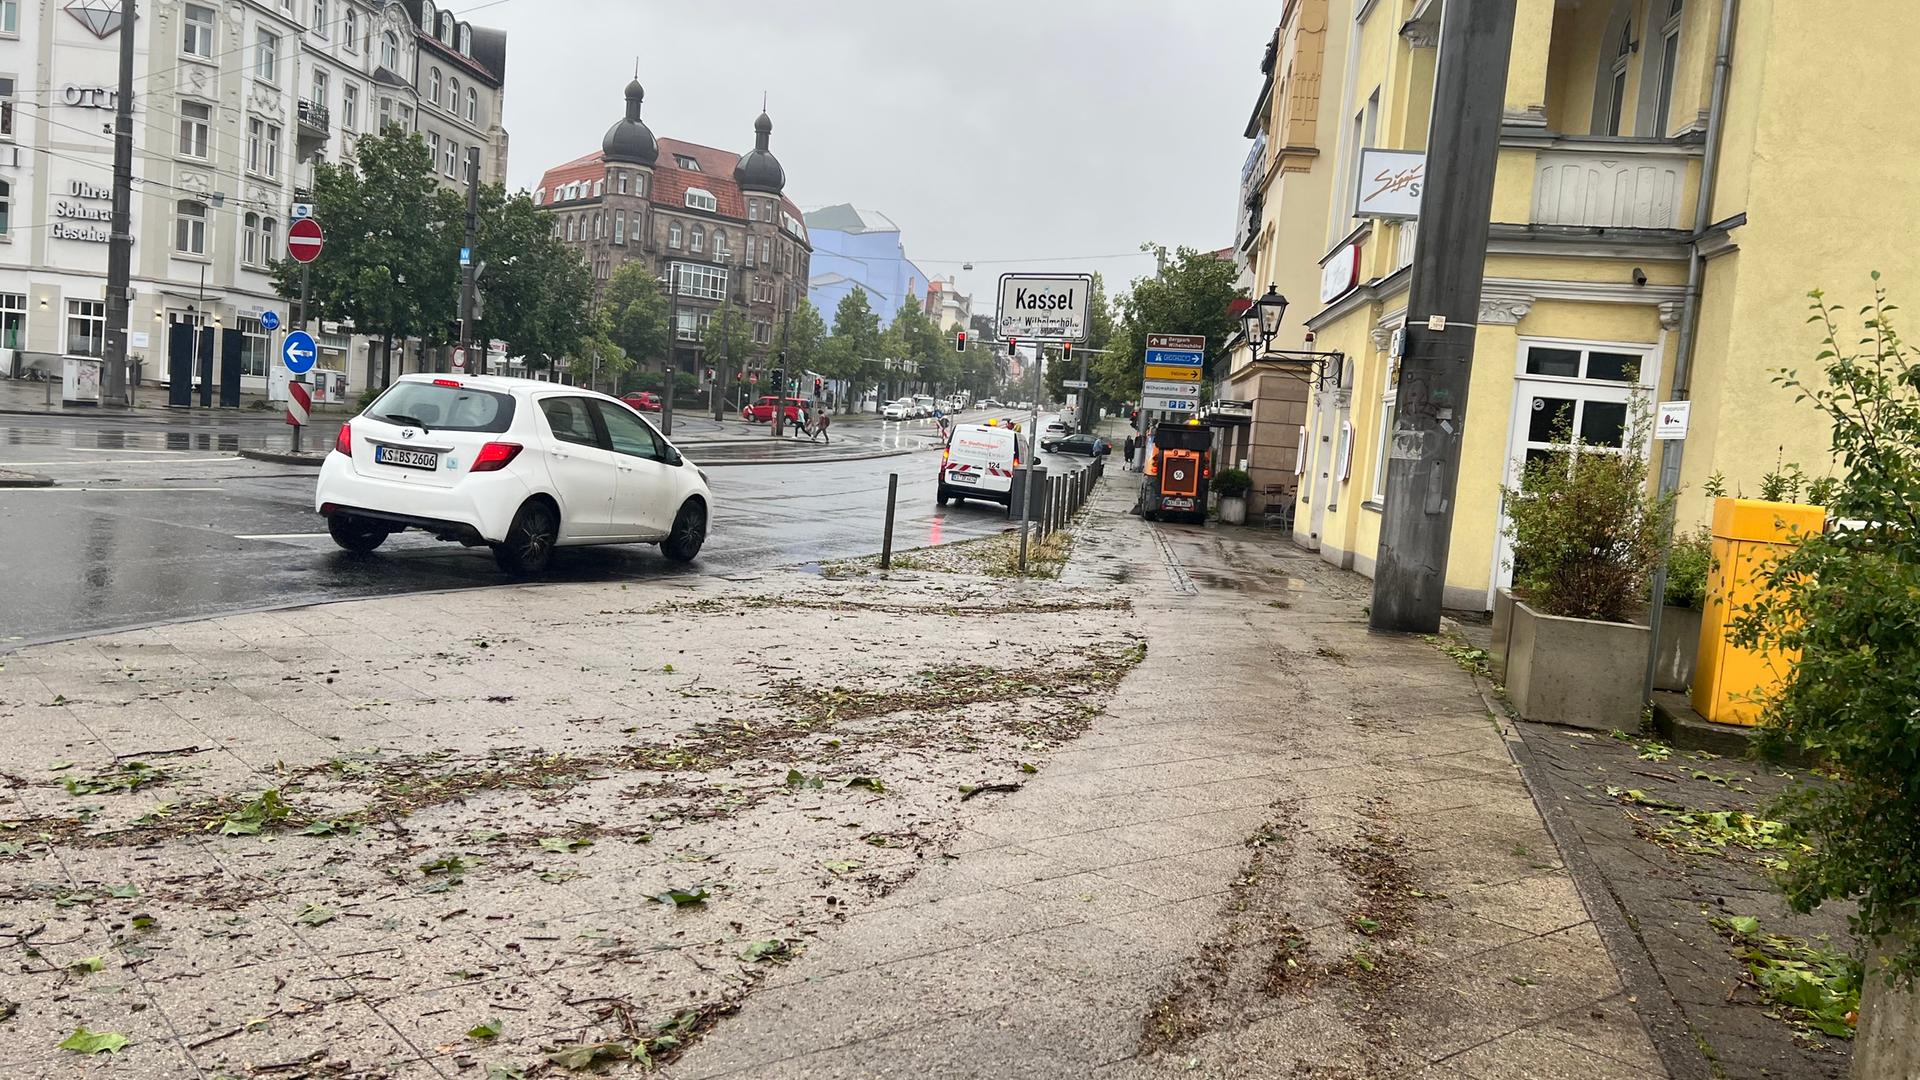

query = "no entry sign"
[288,217,325,264]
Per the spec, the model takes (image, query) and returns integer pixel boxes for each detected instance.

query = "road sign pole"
[1017,342,1043,575]
[300,264,311,332]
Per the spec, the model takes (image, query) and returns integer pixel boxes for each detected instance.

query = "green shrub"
[1729,279,1920,986]
[1501,404,1674,623]
[1663,526,1713,609]
[1212,468,1252,498]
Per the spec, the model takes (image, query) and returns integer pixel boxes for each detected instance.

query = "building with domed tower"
[534,81,811,379]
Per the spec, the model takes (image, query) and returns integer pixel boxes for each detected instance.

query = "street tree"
[567,320,631,393]
[829,289,882,401]
[474,187,593,371]
[601,263,671,386]
[782,300,831,403]
[273,126,461,392]
[1093,246,1243,404]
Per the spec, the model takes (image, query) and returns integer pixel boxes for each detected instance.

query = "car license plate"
[1163,496,1195,510]
[949,471,977,484]
[376,446,439,471]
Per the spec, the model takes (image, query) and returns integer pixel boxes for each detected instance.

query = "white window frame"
[243,212,262,267]
[668,220,682,248]
[237,316,270,377]
[1653,0,1684,137]
[0,0,16,36]
[343,8,358,51]
[182,4,214,59]
[428,68,441,107]
[0,293,25,349]
[466,87,478,124]
[0,77,13,140]
[381,31,399,70]
[311,69,329,111]
[447,77,459,113]
[1606,19,1632,136]
[712,229,728,262]
[1370,359,1399,503]
[177,98,211,158]
[312,0,329,39]
[256,29,280,84]
[614,210,625,245]
[0,177,10,238]
[689,224,705,253]
[671,262,728,300]
[565,217,576,242]
[684,188,717,212]
[66,299,105,359]
[341,83,358,132]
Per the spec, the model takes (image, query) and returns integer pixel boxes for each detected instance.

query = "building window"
[674,154,699,171]
[1654,0,1684,136]
[593,212,603,240]
[1607,19,1632,136]
[178,100,210,158]
[381,31,399,70]
[0,293,24,350]
[256,29,280,83]
[447,77,459,113]
[672,262,728,300]
[243,212,263,266]
[341,84,358,132]
[566,217,576,242]
[745,238,756,267]
[444,138,457,177]
[753,320,772,345]
[747,200,758,222]
[247,119,281,177]
[0,77,12,139]
[312,0,329,37]
[635,174,647,197]
[311,69,329,111]
[66,299,105,359]
[466,87,478,124]
[428,68,441,107]
[183,4,214,58]
[668,220,682,248]
[614,210,625,245]
[458,24,471,53]
[419,1,433,32]
[684,188,716,212]
[593,179,604,197]
[237,316,270,377]
[0,178,9,236]
[0,0,15,34]
[378,97,392,131]
[427,130,440,163]
[689,225,704,253]
[344,8,358,50]
[397,103,412,129]
[616,173,627,195]
[1371,367,1398,502]
[533,187,544,205]
[712,229,728,261]
[174,200,208,255]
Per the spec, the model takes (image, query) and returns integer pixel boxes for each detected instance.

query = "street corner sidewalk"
[0,543,1144,1077]
[668,477,1671,1079]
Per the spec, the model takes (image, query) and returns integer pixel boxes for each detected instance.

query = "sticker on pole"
[1656,400,1691,440]
[287,218,325,264]
[282,330,318,375]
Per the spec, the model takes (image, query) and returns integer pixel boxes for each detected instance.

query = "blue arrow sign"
[260,310,281,331]
[1145,348,1206,367]
[282,329,317,375]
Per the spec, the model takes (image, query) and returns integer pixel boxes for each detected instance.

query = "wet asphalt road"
[0,409,1093,647]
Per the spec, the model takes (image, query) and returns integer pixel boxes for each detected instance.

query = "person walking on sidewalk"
[1123,434,1137,471]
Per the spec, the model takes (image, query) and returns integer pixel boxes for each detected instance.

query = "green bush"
[1501,406,1674,623]
[1663,526,1713,609]
[1212,468,1253,498]
[1729,280,1920,986]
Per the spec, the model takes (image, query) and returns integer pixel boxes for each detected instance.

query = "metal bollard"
[880,472,898,569]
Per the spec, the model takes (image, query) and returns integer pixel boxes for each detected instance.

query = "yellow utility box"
[1691,497,1828,726]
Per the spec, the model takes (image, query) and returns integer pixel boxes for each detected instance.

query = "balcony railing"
[297,98,330,132]
[1530,145,1690,231]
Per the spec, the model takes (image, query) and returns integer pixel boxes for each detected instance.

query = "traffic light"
[813,377,823,396]
[704,367,715,383]
[1007,337,1018,357]
[955,330,967,352]
[771,368,784,393]
[1062,342,1073,361]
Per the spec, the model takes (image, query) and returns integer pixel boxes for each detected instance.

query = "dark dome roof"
[733,112,785,193]
[602,80,658,166]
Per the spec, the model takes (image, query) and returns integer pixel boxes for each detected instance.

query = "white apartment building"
[0,0,506,397]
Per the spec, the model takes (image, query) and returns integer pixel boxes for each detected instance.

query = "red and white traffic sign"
[288,217,325,264]
[286,380,311,427]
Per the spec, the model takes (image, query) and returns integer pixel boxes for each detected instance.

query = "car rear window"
[367,382,515,433]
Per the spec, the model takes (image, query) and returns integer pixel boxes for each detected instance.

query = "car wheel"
[936,487,950,507]
[327,513,389,553]
[494,499,559,575]
[662,499,707,563]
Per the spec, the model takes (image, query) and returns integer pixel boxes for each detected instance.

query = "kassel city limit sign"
[996,273,1093,343]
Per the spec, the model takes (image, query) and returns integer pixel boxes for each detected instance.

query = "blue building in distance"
[803,204,934,330]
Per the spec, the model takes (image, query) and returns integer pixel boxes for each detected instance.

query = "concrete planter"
[1654,604,1703,693]
[1491,588,1515,682]
[1218,496,1247,525]
[1506,600,1651,731]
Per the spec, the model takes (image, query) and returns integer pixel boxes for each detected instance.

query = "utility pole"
[1076,342,1091,434]
[101,0,137,406]
[1368,0,1519,635]
[771,301,794,438]
[459,147,480,375]
[662,271,678,436]
[715,260,735,422]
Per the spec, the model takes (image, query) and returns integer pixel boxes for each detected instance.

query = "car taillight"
[334,423,352,457]
[471,442,523,472]
[433,378,462,388]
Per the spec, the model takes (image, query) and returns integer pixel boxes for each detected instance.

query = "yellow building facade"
[1285,0,1920,612]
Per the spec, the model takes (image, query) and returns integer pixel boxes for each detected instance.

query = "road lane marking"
[0,457,236,466]
[64,447,195,454]
[234,532,332,540]
[5,486,225,493]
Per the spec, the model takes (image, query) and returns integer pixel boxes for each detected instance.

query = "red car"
[621,391,662,412]
[742,396,808,423]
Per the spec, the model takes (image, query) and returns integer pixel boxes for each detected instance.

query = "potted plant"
[1213,468,1252,525]
[1652,525,1713,691]
[1500,410,1673,730]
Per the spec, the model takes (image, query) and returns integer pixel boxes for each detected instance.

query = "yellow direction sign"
[1144,364,1202,382]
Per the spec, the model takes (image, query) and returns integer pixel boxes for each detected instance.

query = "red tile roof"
[535,139,807,240]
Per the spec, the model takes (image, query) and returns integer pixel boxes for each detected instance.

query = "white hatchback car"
[882,399,914,421]
[315,374,713,575]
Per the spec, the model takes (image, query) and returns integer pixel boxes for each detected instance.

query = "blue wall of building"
[807,226,933,330]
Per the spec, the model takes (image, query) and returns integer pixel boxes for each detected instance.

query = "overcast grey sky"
[479,0,1272,306]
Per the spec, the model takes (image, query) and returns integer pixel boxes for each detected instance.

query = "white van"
[938,423,1025,506]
